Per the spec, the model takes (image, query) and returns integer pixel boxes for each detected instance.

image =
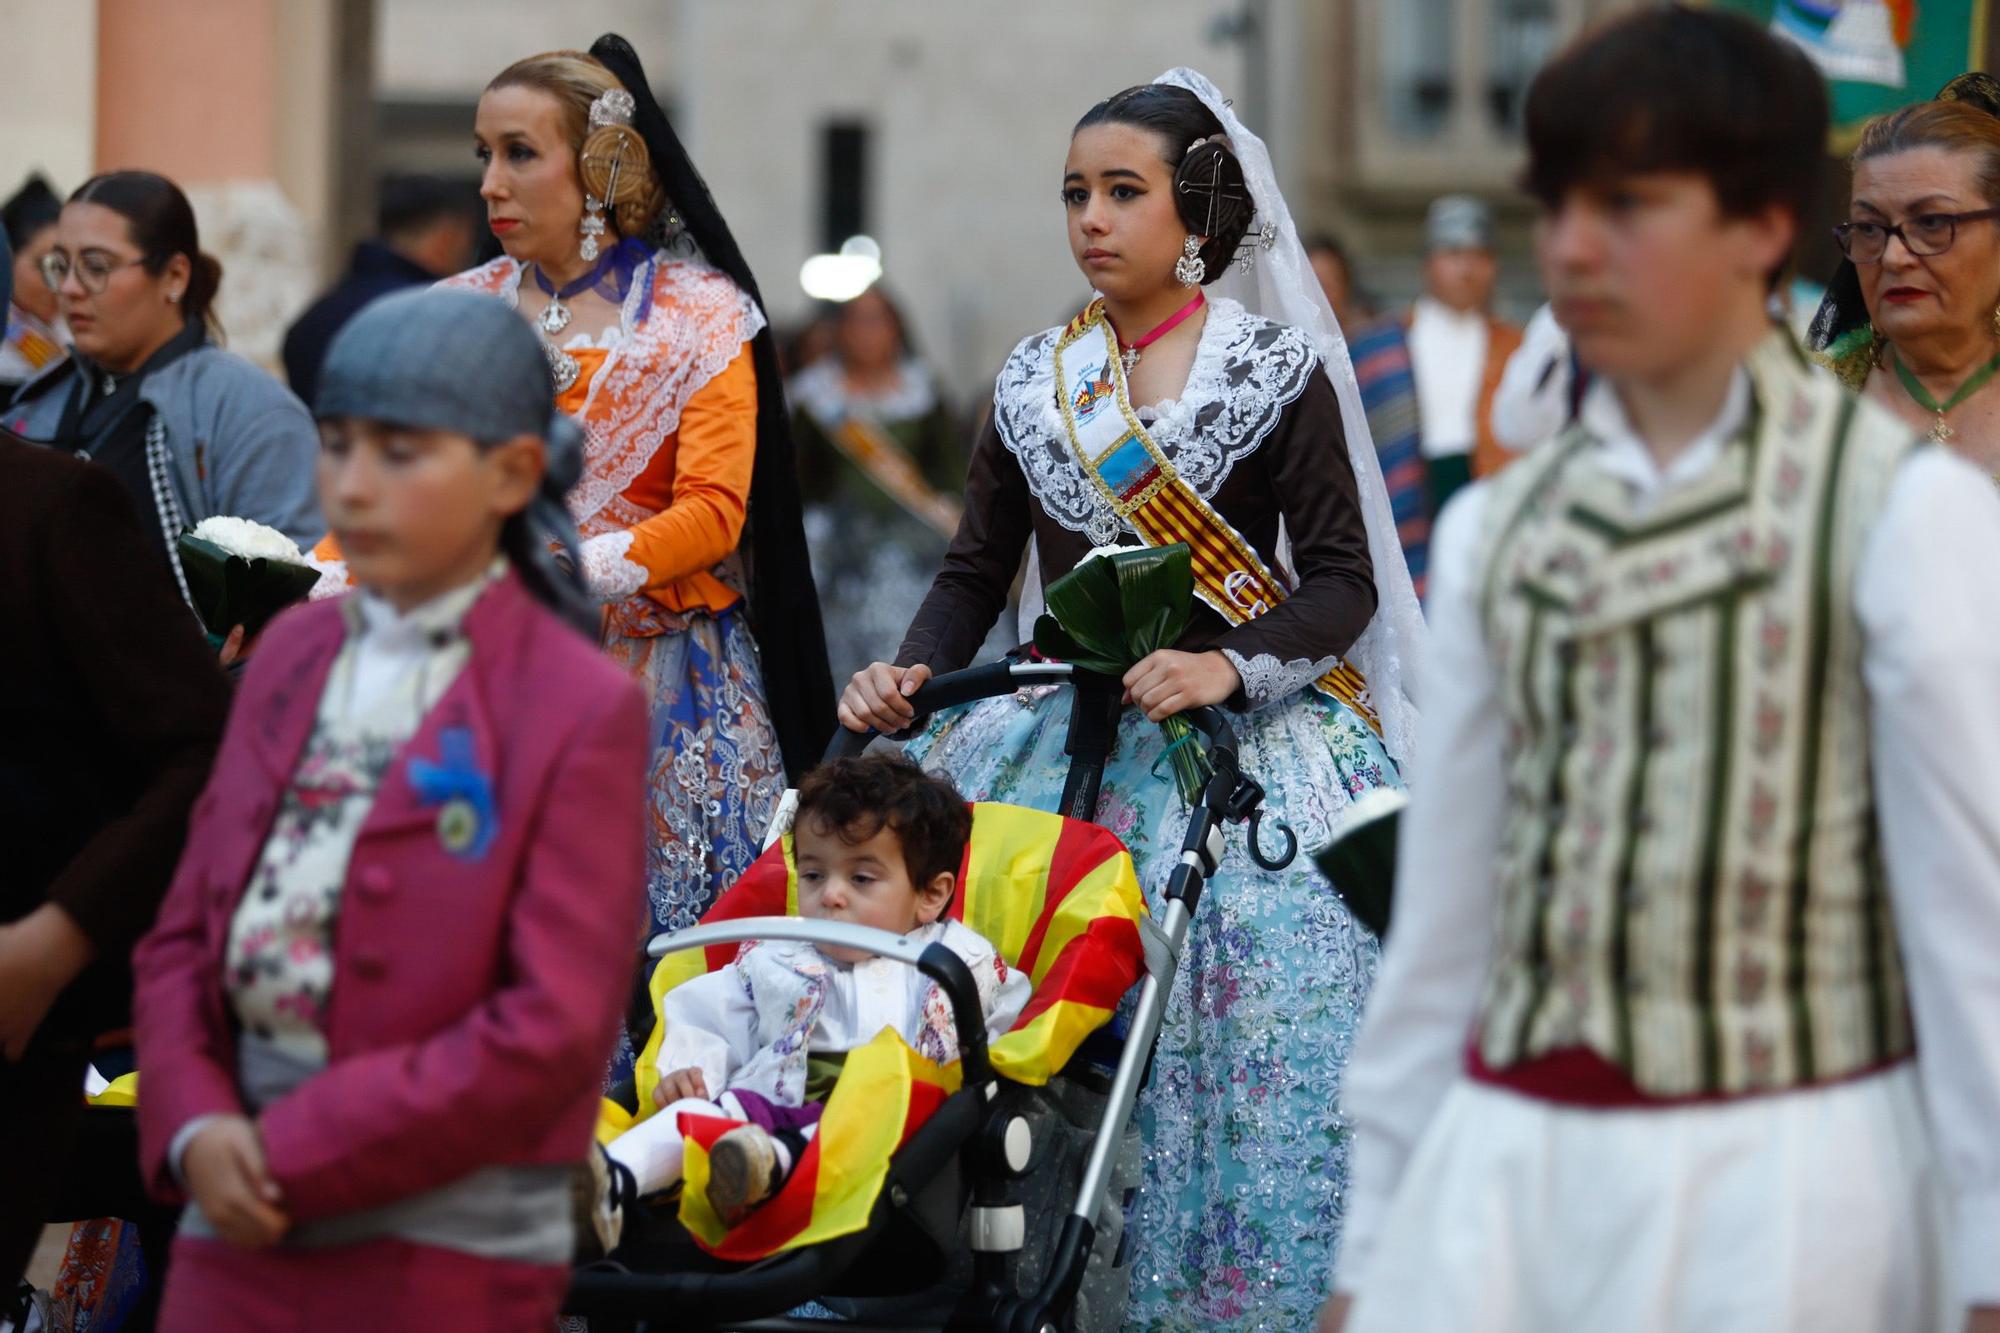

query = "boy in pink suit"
[134,288,649,1332]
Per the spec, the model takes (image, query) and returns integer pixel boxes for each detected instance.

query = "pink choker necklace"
[1114,291,1206,374]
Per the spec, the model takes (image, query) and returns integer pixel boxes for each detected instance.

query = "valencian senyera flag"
[1706,0,1989,144]
[600,802,1148,1259]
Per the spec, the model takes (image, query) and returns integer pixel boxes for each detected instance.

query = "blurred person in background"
[5,172,322,574]
[1403,194,1523,516]
[438,36,830,959]
[282,175,479,411]
[1327,12,2000,1331]
[778,300,838,378]
[1316,232,1433,596]
[1307,230,1377,330]
[1,175,68,395]
[135,289,645,1333]
[1811,73,2000,478]
[1488,301,1580,455]
[0,223,229,1330]
[789,283,969,684]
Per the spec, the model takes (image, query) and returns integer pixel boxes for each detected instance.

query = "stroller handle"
[824,658,1240,762]
[645,916,994,1086]
[825,659,1078,761]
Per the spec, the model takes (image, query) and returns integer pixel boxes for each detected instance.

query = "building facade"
[9,1,1994,382]
[1294,0,1636,320]
[0,0,368,368]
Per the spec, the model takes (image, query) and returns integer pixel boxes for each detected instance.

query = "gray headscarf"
[317,287,595,634]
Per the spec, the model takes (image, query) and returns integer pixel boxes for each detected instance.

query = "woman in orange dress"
[444,37,831,942]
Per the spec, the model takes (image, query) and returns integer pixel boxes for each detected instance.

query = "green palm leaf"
[1032,543,1210,802]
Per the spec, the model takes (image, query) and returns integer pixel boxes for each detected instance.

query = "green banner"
[1705,0,1987,140]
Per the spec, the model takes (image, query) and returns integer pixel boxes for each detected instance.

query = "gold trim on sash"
[1051,299,1378,730]
[818,410,963,540]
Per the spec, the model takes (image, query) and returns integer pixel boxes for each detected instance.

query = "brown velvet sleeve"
[43,462,229,956]
[895,411,1032,674]
[1213,372,1378,676]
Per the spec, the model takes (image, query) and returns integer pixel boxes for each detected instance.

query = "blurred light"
[800,236,883,301]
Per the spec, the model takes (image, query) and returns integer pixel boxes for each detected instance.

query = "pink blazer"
[134,571,649,1221]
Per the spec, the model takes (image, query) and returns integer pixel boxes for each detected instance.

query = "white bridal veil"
[1156,67,1424,765]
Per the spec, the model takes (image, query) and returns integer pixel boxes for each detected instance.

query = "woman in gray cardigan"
[5,171,320,578]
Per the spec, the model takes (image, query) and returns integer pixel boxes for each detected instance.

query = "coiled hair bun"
[579,121,665,239]
[1172,137,1253,282]
[1075,83,1255,285]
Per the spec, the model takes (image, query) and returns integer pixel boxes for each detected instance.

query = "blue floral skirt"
[905,685,1397,1331]
[601,601,786,937]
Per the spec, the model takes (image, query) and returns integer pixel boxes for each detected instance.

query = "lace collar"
[991,295,1319,544]
[788,356,939,427]
[442,251,764,531]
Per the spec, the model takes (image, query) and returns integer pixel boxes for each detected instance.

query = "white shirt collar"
[1412,295,1486,332]
[1578,367,1752,510]
[345,558,505,652]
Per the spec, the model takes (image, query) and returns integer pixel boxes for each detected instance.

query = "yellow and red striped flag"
[610,802,1147,1257]
[679,1027,957,1258]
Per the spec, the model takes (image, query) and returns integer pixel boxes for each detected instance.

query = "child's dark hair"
[794,754,972,893]
[1074,84,1254,285]
[1524,6,1827,236]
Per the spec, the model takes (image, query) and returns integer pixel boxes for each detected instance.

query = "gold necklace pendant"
[1120,346,1140,375]
[1931,412,1955,445]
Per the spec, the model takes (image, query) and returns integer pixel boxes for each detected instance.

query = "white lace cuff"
[580,530,649,603]
[1221,647,1340,710]
[305,556,351,602]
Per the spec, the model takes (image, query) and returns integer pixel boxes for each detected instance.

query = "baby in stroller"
[582,754,1031,1251]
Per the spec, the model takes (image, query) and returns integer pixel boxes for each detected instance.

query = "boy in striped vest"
[1324,10,2000,1333]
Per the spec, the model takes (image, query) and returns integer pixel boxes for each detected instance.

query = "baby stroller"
[566,658,1297,1332]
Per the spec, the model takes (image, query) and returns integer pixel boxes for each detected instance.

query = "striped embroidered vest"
[1473,333,1918,1097]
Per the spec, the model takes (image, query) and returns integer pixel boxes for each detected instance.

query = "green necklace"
[1889,345,2000,445]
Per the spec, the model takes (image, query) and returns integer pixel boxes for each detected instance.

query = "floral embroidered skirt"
[601,601,786,938]
[904,685,1397,1332]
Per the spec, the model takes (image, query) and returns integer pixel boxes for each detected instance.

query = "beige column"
[92,0,365,370]
[0,0,99,197]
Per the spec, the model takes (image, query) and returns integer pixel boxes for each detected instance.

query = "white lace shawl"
[992,298,1403,719]
[440,251,765,533]
[991,295,1317,547]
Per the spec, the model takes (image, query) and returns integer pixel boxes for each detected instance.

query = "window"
[820,121,869,252]
[1383,0,1458,139]
[1487,0,1558,134]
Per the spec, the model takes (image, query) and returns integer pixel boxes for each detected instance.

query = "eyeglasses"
[1832,207,2000,262]
[39,249,149,295]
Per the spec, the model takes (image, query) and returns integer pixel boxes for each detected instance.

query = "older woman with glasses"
[1812,74,2000,475]
[5,172,321,576]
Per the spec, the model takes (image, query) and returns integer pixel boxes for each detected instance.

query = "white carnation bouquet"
[177,516,321,644]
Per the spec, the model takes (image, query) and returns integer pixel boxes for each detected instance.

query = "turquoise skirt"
[904,684,1398,1331]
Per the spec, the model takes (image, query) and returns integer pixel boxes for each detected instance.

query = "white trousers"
[1348,1068,1950,1333]
[605,1095,723,1196]
[606,1094,823,1196]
